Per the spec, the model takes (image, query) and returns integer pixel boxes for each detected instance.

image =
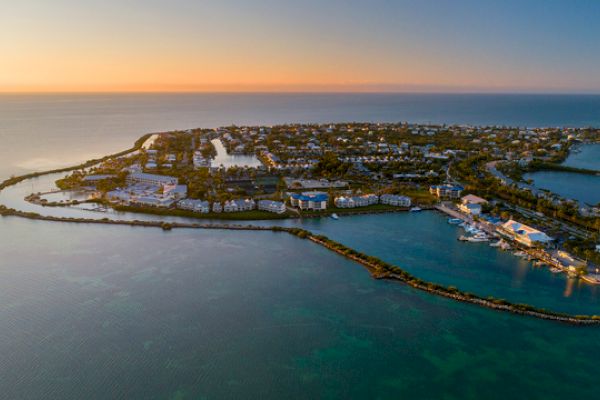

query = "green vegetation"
[113,205,291,220]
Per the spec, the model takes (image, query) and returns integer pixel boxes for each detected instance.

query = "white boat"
[331,213,339,220]
[409,207,422,212]
[467,233,489,242]
[448,218,462,225]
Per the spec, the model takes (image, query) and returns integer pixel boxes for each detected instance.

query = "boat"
[513,251,528,258]
[550,267,562,274]
[458,235,470,241]
[489,240,501,247]
[448,218,462,225]
[409,207,422,212]
[331,213,339,220]
[467,233,489,242]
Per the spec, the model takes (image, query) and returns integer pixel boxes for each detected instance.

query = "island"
[2,121,600,324]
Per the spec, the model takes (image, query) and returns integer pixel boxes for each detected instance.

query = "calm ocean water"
[525,144,600,205]
[2,93,600,399]
[2,93,600,179]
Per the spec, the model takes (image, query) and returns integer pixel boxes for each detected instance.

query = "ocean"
[1,93,600,399]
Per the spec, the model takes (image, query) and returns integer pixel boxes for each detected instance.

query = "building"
[178,199,210,213]
[461,194,488,205]
[127,172,178,186]
[334,194,378,208]
[131,196,175,208]
[499,220,553,248]
[257,200,287,214]
[458,202,482,216]
[430,184,464,199]
[223,199,255,212]
[164,184,188,200]
[212,202,223,213]
[458,194,487,216]
[289,192,328,210]
[379,194,412,207]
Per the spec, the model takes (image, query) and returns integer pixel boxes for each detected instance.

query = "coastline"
[2,136,600,325]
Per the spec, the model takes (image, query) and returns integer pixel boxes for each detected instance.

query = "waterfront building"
[131,196,175,208]
[458,202,482,216]
[289,192,328,210]
[334,194,379,208]
[430,184,464,199]
[379,194,412,207]
[458,194,487,216]
[126,172,178,186]
[212,202,223,213]
[106,189,132,204]
[257,200,287,214]
[499,220,553,248]
[177,199,210,213]
[223,199,255,212]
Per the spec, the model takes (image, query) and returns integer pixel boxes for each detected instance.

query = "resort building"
[380,194,412,207]
[499,220,553,248]
[126,172,178,187]
[289,192,328,211]
[131,196,175,208]
[257,200,287,214]
[223,199,256,212]
[178,199,210,213]
[458,194,487,216]
[334,194,379,208]
[429,184,464,199]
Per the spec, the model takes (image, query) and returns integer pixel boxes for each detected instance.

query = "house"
[289,192,328,210]
[212,202,223,213]
[499,220,553,248]
[257,200,287,214]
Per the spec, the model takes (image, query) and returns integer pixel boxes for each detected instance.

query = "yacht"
[409,206,422,212]
[330,213,339,220]
[448,218,462,225]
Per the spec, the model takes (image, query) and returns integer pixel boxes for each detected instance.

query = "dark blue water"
[1,217,600,399]
[525,143,600,205]
[3,93,600,399]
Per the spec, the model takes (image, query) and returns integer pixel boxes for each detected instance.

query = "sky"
[1,0,600,93]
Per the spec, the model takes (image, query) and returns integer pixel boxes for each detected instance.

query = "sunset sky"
[2,0,600,93]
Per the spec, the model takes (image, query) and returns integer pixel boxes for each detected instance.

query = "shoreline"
[2,136,600,325]
[1,205,599,325]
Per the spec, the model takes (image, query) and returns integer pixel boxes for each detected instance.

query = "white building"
[257,200,287,214]
[127,173,178,186]
[223,199,255,212]
[380,194,412,207]
[334,194,379,208]
[178,199,210,213]
[500,220,553,248]
[290,192,328,210]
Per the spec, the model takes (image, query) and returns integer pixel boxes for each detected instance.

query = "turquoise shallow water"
[1,217,600,400]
